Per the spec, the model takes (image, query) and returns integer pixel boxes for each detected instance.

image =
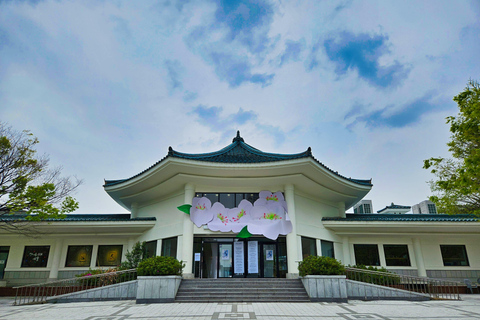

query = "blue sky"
[1,0,479,213]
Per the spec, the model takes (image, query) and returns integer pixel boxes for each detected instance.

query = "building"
[376,203,411,214]
[353,200,373,214]
[412,200,438,214]
[1,132,479,286]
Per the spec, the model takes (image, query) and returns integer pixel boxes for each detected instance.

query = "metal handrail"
[13,268,137,306]
[345,267,461,300]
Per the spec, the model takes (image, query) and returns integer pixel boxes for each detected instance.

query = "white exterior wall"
[346,235,480,280]
[136,192,185,242]
[2,235,130,286]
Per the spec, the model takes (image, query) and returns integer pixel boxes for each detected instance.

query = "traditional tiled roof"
[323,214,479,222]
[104,131,372,187]
[377,203,411,213]
[0,213,156,222]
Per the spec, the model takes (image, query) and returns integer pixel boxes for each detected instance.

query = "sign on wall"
[178,191,292,240]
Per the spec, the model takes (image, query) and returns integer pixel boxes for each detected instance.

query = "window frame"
[383,244,411,267]
[21,246,50,268]
[440,245,469,267]
[65,245,93,268]
[353,244,380,266]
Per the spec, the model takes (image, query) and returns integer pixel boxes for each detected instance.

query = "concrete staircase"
[175,278,310,303]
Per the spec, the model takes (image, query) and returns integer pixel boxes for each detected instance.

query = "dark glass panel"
[354,244,380,266]
[65,245,93,267]
[384,245,411,266]
[97,245,123,267]
[21,246,50,268]
[321,240,335,258]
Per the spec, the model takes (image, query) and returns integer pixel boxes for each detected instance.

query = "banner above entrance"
[178,191,292,240]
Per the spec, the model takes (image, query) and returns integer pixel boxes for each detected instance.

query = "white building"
[377,203,411,214]
[1,132,479,287]
[412,200,438,214]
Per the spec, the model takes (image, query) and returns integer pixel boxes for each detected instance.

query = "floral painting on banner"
[180,191,292,240]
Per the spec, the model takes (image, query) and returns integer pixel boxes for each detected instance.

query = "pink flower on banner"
[208,200,253,233]
[190,197,214,227]
[247,202,292,240]
[254,191,288,212]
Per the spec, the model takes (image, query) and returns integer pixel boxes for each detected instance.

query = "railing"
[345,267,460,300]
[14,268,137,306]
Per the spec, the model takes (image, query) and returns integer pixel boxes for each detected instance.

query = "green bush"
[137,256,184,276]
[119,241,148,270]
[298,255,345,277]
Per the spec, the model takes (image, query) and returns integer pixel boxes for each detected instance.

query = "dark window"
[96,245,123,267]
[440,245,469,266]
[162,237,178,258]
[428,204,437,214]
[195,193,260,208]
[301,237,317,260]
[354,244,380,266]
[65,245,93,267]
[235,193,245,206]
[145,241,157,258]
[384,245,411,266]
[321,240,335,258]
[21,246,50,268]
[364,204,372,213]
[219,193,235,208]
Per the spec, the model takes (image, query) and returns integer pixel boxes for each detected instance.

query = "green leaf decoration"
[177,204,192,215]
[237,226,252,238]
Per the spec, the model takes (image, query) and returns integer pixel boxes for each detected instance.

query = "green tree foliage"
[119,241,148,269]
[424,79,480,214]
[0,122,82,233]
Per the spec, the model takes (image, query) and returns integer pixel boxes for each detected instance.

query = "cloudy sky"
[1,0,479,214]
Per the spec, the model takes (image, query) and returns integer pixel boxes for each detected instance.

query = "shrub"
[75,268,119,286]
[119,241,148,270]
[298,255,345,277]
[137,256,184,276]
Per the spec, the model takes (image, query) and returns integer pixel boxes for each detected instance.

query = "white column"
[182,183,195,278]
[316,239,322,256]
[90,245,98,269]
[413,238,427,277]
[341,237,351,266]
[338,202,346,218]
[48,238,64,281]
[285,184,299,278]
[156,239,162,256]
[131,202,139,219]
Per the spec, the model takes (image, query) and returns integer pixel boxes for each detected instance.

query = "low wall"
[301,276,431,302]
[136,276,182,304]
[301,276,348,302]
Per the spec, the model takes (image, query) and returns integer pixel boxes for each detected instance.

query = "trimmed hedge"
[298,255,345,277]
[137,256,184,276]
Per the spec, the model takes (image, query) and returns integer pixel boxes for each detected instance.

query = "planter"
[136,276,182,304]
[301,275,348,302]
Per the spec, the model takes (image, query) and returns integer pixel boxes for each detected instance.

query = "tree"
[424,79,480,215]
[0,122,82,233]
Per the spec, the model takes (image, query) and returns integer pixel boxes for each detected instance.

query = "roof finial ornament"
[232,130,244,143]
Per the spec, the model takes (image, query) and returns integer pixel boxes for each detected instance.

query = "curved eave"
[104,157,372,211]
[0,220,156,235]
[322,220,480,235]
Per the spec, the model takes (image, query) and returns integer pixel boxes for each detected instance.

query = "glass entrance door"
[261,244,276,278]
[218,243,233,277]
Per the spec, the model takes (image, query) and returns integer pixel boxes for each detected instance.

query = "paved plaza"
[1,295,479,320]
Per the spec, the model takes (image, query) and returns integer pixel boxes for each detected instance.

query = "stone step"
[175,278,310,303]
